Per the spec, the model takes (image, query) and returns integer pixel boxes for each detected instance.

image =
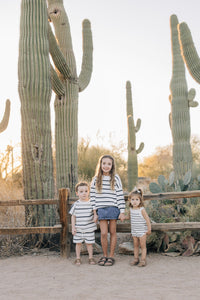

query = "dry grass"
[0,179,24,228]
[0,179,27,257]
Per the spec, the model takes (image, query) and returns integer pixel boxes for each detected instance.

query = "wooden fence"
[0,189,200,258]
[0,188,69,258]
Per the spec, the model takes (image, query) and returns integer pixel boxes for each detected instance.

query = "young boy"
[69,181,97,265]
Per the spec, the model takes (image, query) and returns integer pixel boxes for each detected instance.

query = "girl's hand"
[72,227,76,235]
[93,214,98,223]
[119,213,125,222]
[146,229,151,235]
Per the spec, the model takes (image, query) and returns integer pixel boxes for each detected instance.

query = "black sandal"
[104,257,115,266]
[98,256,107,266]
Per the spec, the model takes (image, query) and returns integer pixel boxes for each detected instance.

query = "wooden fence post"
[59,188,70,258]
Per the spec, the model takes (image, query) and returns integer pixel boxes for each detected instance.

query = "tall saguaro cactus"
[0,99,10,133]
[169,15,198,181]
[126,81,144,191]
[18,0,55,225]
[47,0,93,194]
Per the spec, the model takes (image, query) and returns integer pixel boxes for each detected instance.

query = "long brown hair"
[128,188,144,208]
[95,154,116,192]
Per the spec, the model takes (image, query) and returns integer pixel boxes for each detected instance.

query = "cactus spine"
[47,0,93,194]
[126,81,144,191]
[0,99,10,133]
[18,0,55,225]
[169,15,198,181]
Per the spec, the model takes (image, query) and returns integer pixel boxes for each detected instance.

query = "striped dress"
[69,200,97,233]
[130,207,147,237]
[90,174,125,213]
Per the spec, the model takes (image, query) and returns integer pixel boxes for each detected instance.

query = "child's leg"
[109,219,117,258]
[133,236,140,260]
[139,234,147,261]
[86,243,96,265]
[75,243,82,260]
[99,220,108,257]
[86,243,93,259]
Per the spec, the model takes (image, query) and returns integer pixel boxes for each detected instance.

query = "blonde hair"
[94,154,116,192]
[128,188,144,208]
[75,181,89,193]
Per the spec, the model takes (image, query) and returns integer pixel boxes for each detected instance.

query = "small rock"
[118,241,134,255]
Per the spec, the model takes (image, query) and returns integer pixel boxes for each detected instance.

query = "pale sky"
[0,0,200,161]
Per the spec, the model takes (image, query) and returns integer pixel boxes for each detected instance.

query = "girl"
[90,154,125,266]
[127,188,151,267]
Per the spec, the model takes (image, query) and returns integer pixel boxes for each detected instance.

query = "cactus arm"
[0,99,10,133]
[135,118,141,132]
[48,24,74,80]
[78,19,93,92]
[188,88,198,107]
[50,64,65,97]
[47,0,77,77]
[136,142,144,154]
[178,22,200,84]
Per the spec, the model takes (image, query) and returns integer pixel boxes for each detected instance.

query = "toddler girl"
[127,188,151,267]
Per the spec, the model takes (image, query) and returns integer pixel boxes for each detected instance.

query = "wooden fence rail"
[0,189,200,258]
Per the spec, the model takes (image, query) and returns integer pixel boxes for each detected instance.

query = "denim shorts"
[97,206,120,220]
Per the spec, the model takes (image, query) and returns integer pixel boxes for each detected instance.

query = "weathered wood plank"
[1,190,199,207]
[0,225,62,235]
[142,190,200,201]
[0,199,59,206]
[116,222,200,232]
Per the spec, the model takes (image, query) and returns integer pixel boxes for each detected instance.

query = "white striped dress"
[69,200,97,233]
[90,174,125,213]
[130,207,147,237]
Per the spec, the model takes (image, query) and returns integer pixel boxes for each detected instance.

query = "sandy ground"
[0,251,200,300]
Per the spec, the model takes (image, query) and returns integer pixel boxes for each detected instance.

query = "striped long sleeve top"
[90,174,125,213]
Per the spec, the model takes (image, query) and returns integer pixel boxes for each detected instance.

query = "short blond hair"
[75,181,89,193]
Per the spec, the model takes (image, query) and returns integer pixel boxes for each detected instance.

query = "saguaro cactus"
[126,81,144,191]
[18,0,55,225]
[0,99,10,133]
[47,0,93,194]
[169,15,198,181]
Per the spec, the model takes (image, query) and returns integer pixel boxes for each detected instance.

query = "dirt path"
[0,252,200,300]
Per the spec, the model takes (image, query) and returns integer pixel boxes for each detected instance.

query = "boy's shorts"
[73,231,95,244]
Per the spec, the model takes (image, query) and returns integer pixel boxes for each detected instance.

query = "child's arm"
[124,210,130,220]
[115,175,126,221]
[142,208,151,235]
[71,215,76,235]
[93,210,98,223]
